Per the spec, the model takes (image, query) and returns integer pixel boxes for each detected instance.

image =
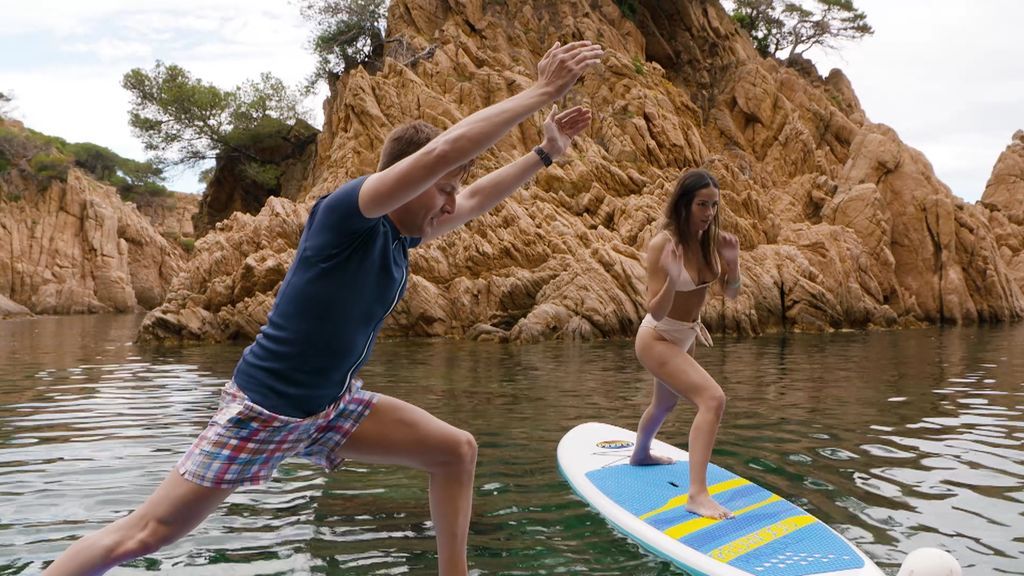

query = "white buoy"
[896,547,962,576]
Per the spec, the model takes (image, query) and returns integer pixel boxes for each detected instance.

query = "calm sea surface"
[1,314,1021,574]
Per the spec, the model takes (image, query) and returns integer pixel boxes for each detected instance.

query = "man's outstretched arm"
[421,105,592,243]
[358,41,603,219]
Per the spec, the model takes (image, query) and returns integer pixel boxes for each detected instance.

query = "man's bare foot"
[685,493,733,519]
[629,451,674,466]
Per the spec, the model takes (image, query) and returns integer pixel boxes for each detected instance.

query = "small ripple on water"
[817,447,860,461]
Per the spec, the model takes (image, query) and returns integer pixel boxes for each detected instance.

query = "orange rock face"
[134,191,200,242]
[137,197,305,342]
[0,167,184,314]
[981,129,1024,303]
[137,0,1023,342]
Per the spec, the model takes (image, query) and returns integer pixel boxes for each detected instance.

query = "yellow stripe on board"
[638,477,749,520]
[663,494,782,540]
[710,515,817,563]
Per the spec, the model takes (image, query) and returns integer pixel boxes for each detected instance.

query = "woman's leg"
[631,377,679,465]
[634,327,730,519]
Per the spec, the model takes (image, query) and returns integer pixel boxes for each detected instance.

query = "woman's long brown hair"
[664,169,721,281]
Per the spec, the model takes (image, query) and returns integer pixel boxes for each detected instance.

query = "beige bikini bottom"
[639,314,713,349]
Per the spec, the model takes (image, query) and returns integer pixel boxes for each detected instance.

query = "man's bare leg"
[335,395,477,576]
[43,470,234,576]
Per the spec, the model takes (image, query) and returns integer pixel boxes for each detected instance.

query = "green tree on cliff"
[730,0,873,60]
[299,0,388,82]
[122,62,311,187]
[64,141,168,201]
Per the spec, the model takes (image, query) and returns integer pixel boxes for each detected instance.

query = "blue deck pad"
[585,463,863,575]
[585,461,736,517]
[728,524,864,575]
[678,501,807,551]
[644,483,770,531]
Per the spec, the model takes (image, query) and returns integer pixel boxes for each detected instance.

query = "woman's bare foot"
[629,451,674,466]
[685,492,733,519]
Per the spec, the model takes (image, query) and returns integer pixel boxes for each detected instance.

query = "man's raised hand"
[535,41,604,102]
[541,105,592,158]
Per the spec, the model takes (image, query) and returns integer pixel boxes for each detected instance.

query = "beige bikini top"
[665,232,713,292]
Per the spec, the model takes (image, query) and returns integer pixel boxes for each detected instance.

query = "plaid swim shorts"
[176,378,378,488]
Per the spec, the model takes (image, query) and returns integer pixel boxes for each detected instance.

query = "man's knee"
[436,428,477,471]
[111,516,181,561]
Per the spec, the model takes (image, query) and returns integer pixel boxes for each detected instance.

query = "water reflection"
[0,316,1021,574]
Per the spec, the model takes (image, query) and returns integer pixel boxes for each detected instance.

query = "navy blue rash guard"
[232,176,420,418]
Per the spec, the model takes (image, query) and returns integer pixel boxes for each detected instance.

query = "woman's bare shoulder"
[648,230,672,252]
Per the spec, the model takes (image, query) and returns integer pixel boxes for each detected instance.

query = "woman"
[631,168,741,520]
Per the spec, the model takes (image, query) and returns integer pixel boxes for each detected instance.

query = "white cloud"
[66,38,154,62]
[6,67,142,157]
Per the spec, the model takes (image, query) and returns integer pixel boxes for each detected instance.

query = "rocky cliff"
[134,191,200,243]
[138,0,1024,343]
[0,120,185,314]
[981,129,1024,303]
[0,293,31,319]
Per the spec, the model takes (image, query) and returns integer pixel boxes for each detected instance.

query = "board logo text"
[596,439,634,449]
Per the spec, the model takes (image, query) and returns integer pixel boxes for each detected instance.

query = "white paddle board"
[557,422,884,575]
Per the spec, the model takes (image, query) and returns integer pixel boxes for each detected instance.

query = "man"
[44,40,603,576]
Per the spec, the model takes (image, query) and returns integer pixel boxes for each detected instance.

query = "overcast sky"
[2,1,1021,202]
[805,0,1024,203]
[0,1,325,193]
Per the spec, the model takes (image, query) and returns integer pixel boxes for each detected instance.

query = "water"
[1,314,1022,574]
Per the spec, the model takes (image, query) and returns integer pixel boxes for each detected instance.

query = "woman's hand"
[718,232,740,272]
